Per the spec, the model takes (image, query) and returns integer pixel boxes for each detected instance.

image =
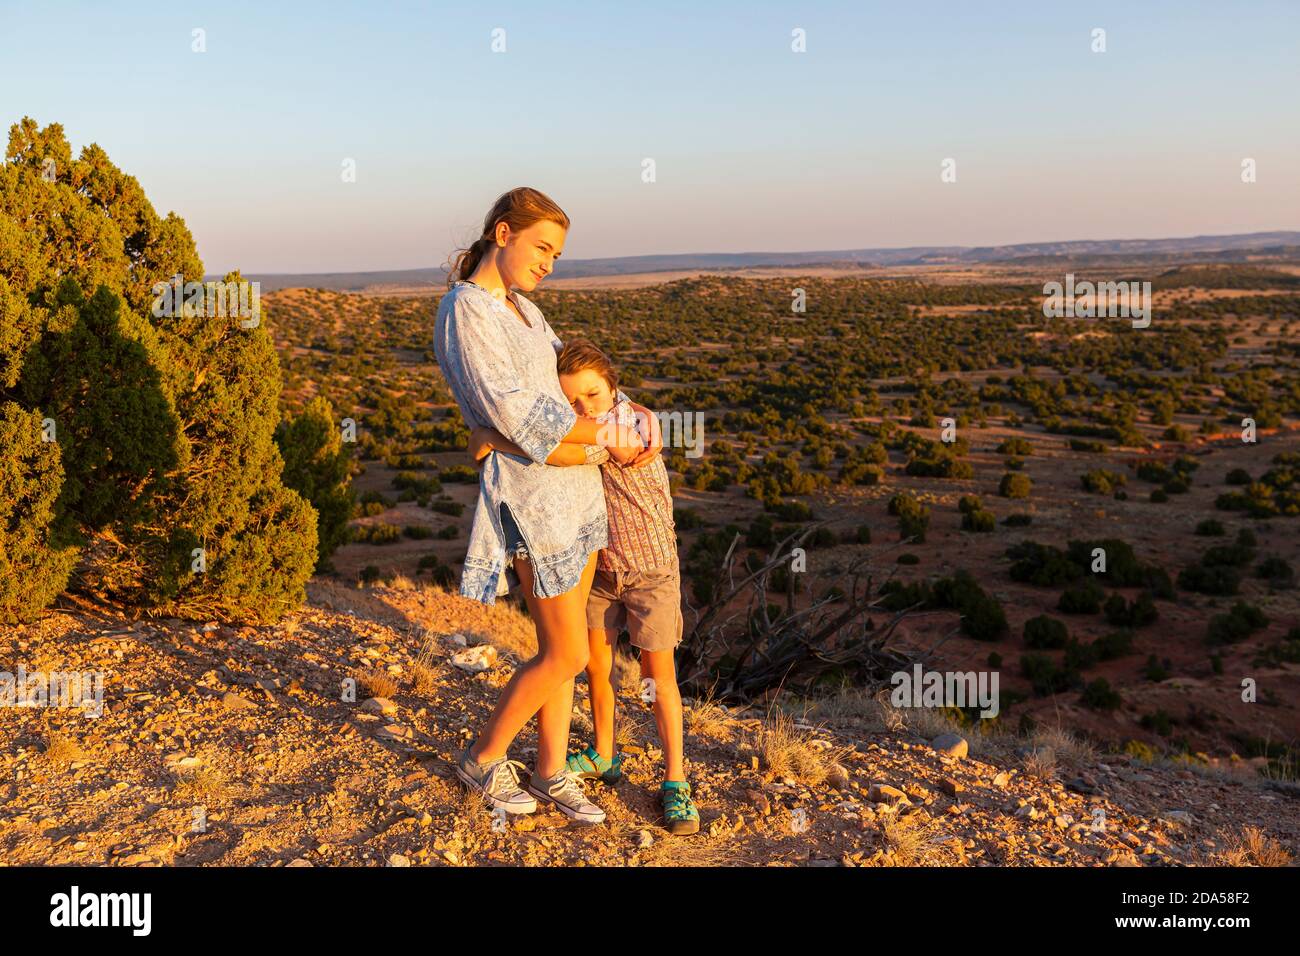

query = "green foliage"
[1080,677,1122,711]
[1,118,317,623]
[275,396,355,572]
[1081,469,1126,494]
[888,492,930,542]
[1205,601,1267,645]
[1023,614,1068,649]
[0,402,79,622]
[998,472,1032,498]
[1058,578,1104,614]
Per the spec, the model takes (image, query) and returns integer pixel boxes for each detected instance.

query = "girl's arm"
[470,426,606,467]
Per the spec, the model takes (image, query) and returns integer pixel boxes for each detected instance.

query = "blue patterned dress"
[433,279,611,604]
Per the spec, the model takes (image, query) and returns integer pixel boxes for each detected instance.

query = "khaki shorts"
[585,564,684,653]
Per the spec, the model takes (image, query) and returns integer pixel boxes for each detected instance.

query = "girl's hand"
[468,426,497,466]
[627,401,663,468]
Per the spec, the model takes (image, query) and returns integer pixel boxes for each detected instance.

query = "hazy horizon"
[5,0,1298,274]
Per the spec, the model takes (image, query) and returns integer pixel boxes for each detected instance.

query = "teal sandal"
[565,744,623,785]
[661,780,700,836]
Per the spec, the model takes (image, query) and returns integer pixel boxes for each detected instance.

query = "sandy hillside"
[1,582,1296,868]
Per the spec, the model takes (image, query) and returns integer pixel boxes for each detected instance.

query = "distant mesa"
[219,230,1300,293]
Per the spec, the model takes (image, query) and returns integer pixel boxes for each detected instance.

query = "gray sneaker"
[527,768,607,824]
[455,747,537,815]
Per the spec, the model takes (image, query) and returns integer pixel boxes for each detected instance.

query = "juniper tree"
[1,117,317,623]
[274,395,356,572]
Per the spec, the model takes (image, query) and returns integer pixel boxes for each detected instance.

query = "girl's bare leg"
[469,551,598,769]
[585,628,617,761]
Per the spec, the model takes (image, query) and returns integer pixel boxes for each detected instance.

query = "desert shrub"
[1006,541,1080,587]
[354,522,401,545]
[932,570,1007,640]
[999,472,1032,498]
[1104,592,1158,627]
[1023,614,1068,649]
[888,492,930,543]
[1205,601,1268,645]
[1081,469,1126,494]
[1255,556,1294,588]
[1058,578,1104,614]
[1080,678,1121,711]
[275,395,356,572]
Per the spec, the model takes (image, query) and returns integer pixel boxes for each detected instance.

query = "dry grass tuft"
[41,733,83,766]
[877,813,957,866]
[172,766,227,803]
[754,711,853,787]
[684,686,733,742]
[1020,746,1058,781]
[1210,825,1293,867]
[1029,723,1097,769]
[353,667,399,700]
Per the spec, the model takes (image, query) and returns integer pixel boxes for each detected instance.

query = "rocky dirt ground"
[1,580,1297,868]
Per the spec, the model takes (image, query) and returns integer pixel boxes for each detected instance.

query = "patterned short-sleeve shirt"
[593,399,678,572]
[433,280,607,604]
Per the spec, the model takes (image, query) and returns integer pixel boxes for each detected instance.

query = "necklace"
[461,278,531,329]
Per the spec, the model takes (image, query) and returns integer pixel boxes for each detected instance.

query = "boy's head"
[557,337,618,418]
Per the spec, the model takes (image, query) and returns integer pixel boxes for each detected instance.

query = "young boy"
[468,338,699,835]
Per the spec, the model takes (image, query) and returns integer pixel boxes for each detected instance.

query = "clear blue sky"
[3,0,1297,273]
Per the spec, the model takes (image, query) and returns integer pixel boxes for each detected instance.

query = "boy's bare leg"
[586,628,617,761]
[641,649,685,782]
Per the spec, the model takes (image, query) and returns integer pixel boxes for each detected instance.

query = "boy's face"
[559,368,616,418]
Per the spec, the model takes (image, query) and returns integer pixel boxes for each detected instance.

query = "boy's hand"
[627,401,663,468]
[468,426,497,466]
[598,419,644,465]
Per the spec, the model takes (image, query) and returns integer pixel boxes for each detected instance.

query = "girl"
[433,188,661,824]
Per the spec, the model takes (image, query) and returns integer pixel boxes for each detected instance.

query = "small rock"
[931,733,968,760]
[221,691,258,711]
[868,784,909,805]
[992,771,1011,788]
[939,778,964,797]
[362,697,398,716]
[388,854,410,867]
[451,645,498,674]
[743,790,772,816]
[826,764,850,790]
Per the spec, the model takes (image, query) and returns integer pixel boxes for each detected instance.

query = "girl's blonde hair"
[446,187,571,287]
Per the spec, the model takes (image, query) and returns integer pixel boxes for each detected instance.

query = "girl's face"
[496,219,566,293]
[559,368,616,418]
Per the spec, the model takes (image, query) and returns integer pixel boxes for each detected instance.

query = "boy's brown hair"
[556,337,618,392]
